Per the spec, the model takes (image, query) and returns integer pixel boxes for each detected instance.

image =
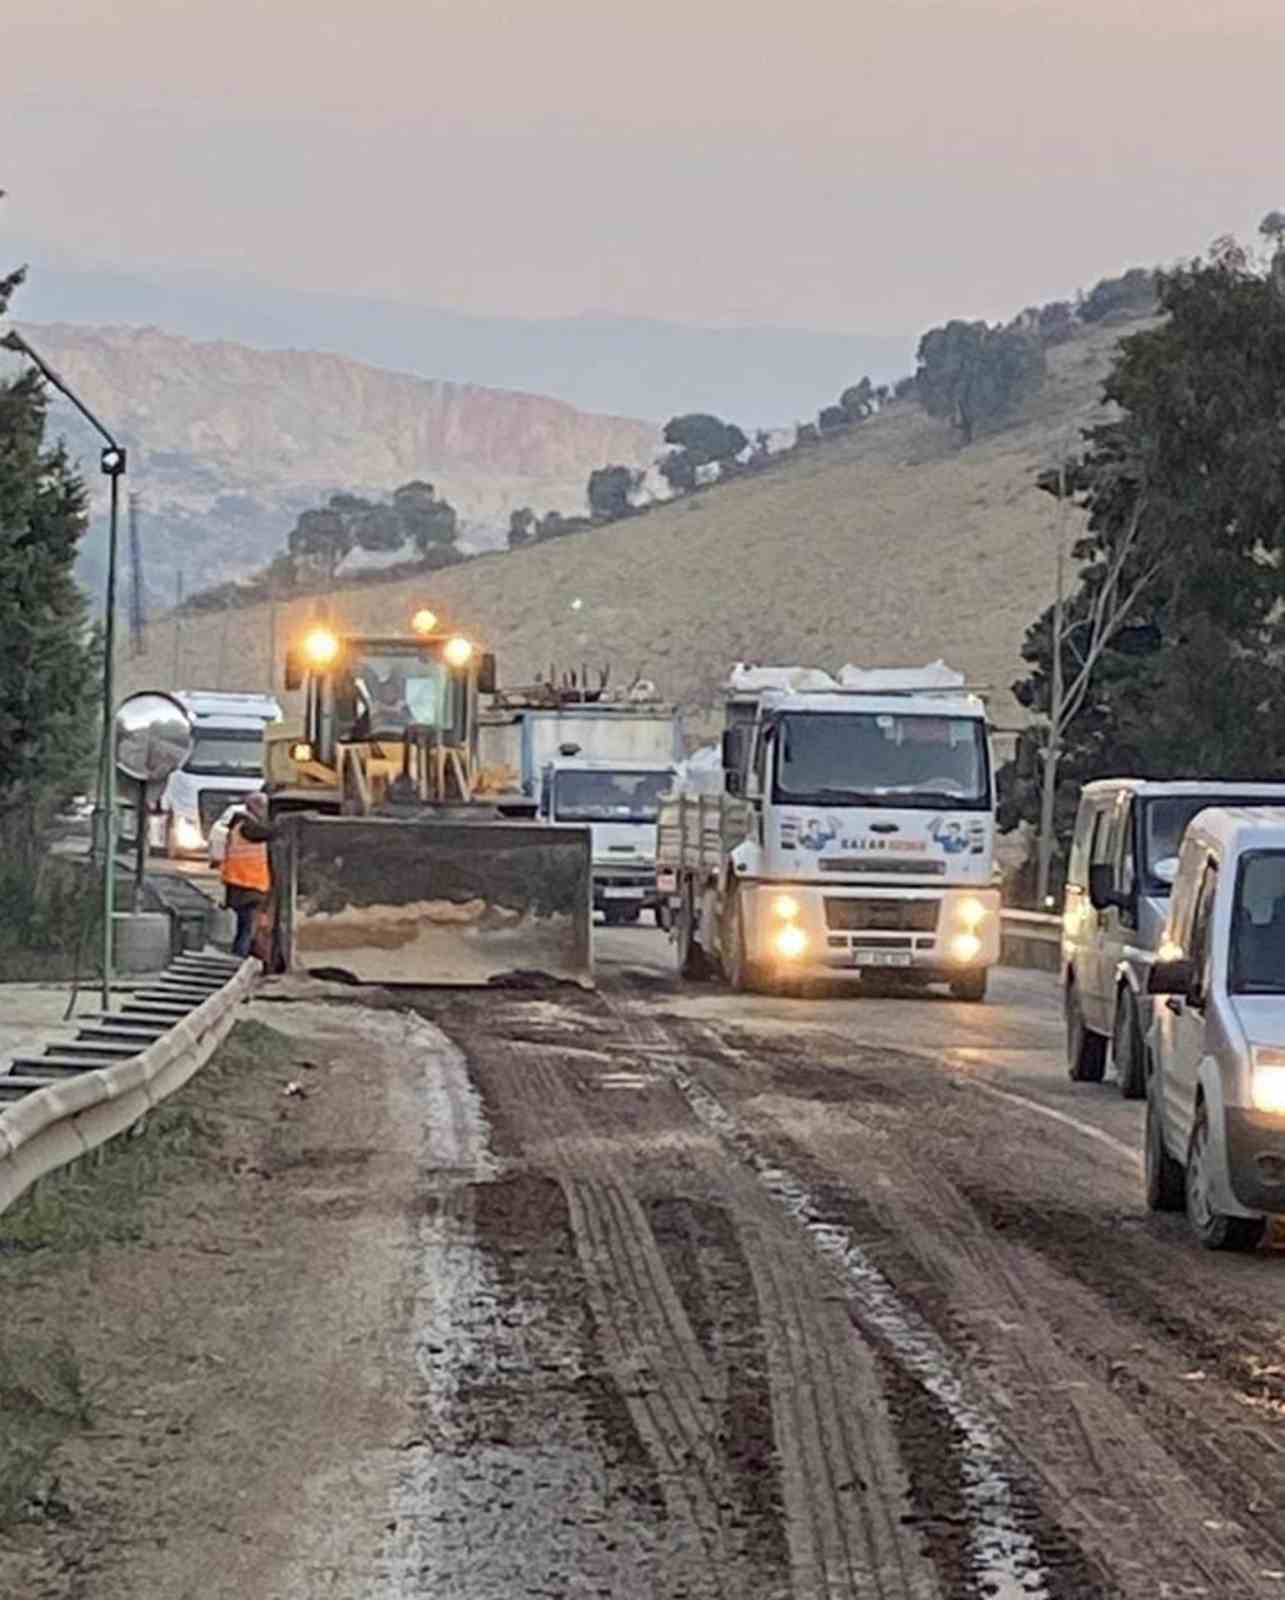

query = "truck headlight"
[174,816,204,850]
[957,896,988,930]
[775,925,808,959]
[772,894,801,921]
[1251,1047,1285,1114]
[951,932,982,964]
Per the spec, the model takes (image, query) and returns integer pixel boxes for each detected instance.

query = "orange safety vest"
[221,816,270,892]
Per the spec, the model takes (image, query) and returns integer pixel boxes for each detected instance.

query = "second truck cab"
[542,758,675,924]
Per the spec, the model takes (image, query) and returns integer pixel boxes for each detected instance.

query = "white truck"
[657,662,1000,1000]
[541,757,676,924]
[156,690,282,858]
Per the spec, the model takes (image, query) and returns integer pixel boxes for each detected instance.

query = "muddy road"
[5,929,1285,1598]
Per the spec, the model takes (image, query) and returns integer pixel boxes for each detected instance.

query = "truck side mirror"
[284,649,302,691]
[1148,956,1193,996]
[725,768,743,797]
[478,653,497,695]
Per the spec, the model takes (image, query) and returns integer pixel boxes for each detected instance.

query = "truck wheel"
[1066,983,1107,1083]
[1186,1101,1266,1251]
[1144,1090,1184,1213]
[949,969,988,1003]
[723,891,765,993]
[678,884,712,980]
[1112,990,1146,1100]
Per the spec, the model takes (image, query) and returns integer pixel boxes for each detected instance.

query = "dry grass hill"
[117,319,1145,738]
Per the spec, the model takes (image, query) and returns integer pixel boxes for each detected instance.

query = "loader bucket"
[272,814,593,987]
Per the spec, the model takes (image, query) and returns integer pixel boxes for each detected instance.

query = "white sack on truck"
[837,661,965,691]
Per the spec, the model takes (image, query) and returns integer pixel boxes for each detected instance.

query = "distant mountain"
[3,322,657,608]
[8,247,915,426]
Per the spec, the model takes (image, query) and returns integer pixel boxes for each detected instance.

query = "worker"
[221,791,275,958]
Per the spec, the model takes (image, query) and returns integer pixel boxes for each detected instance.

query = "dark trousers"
[232,903,258,957]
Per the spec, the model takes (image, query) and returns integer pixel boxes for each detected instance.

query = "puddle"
[668,1061,1051,1600]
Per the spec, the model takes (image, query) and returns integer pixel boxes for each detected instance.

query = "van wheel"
[678,884,712,980]
[1066,984,1107,1082]
[1144,1091,1184,1212]
[1185,1102,1266,1251]
[1112,991,1147,1100]
[949,969,988,1003]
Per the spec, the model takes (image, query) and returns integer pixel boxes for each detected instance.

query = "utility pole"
[1035,456,1069,908]
[127,492,146,657]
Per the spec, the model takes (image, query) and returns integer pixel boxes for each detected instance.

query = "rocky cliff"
[15,323,658,602]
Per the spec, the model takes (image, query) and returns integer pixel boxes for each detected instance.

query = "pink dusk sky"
[4,0,1284,333]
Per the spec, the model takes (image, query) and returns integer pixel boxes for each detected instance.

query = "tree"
[662,413,748,468]
[839,378,874,421]
[536,510,568,540]
[818,404,849,432]
[393,480,458,556]
[586,464,637,521]
[1078,267,1157,325]
[658,449,697,494]
[0,266,99,832]
[508,507,535,548]
[1004,241,1285,895]
[288,506,351,581]
[915,319,1046,444]
[893,375,917,402]
[1037,301,1076,345]
[1260,209,1285,250]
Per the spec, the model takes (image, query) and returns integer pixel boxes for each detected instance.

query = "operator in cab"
[221,792,276,958]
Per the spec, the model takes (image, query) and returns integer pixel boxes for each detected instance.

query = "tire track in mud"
[657,1004,1285,1600]
[491,1014,941,1599]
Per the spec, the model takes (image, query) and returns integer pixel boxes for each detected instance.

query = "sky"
[4,0,1285,337]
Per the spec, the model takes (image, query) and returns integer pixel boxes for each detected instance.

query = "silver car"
[1062,779,1285,1098]
[1146,806,1285,1249]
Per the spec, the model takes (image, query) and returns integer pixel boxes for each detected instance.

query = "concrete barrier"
[1000,909,1062,975]
[0,958,258,1217]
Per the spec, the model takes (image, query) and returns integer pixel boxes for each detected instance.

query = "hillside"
[8,322,657,602]
[116,320,1144,733]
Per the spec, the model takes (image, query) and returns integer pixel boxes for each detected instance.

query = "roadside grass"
[0,1017,294,1528]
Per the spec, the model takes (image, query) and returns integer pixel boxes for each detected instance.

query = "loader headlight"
[174,815,204,850]
[289,741,314,763]
[302,627,340,667]
[951,932,982,964]
[1251,1048,1285,1115]
[444,636,474,668]
[775,924,808,960]
[411,608,438,635]
[772,894,801,921]
[957,896,988,930]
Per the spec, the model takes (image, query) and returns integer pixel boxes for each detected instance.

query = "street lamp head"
[100,446,127,477]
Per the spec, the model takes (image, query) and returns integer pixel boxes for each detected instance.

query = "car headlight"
[951,932,982,964]
[174,816,204,849]
[775,924,808,959]
[772,894,801,921]
[957,896,988,930]
[1250,1047,1285,1114]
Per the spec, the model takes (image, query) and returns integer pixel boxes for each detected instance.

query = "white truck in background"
[541,757,677,924]
[657,662,1000,999]
[156,690,282,858]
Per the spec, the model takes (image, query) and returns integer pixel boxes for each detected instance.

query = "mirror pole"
[101,469,121,1012]
[133,777,148,912]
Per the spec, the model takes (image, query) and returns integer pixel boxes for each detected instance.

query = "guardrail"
[0,954,257,1217]
[999,908,1062,974]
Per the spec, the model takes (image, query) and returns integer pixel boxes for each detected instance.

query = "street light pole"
[1,330,127,1010]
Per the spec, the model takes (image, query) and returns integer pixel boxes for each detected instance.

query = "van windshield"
[773,712,990,810]
[185,733,264,777]
[553,769,671,822]
[1143,796,1281,894]
[1231,850,1285,994]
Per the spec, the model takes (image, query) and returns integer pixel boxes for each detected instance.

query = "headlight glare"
[951,932,982,964]
[1251,1049,1285,1114]
[775,925,808,960]
[772,894,801,921]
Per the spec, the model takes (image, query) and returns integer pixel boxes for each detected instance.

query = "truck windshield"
[1231,850,1285,993]
[184,733,264,777]
[773,712,989,810]
[348,650,451,737]
[554,770,672,822]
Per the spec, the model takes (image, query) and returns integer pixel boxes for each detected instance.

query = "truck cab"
[541,758,675,924]
[158,690,282,857]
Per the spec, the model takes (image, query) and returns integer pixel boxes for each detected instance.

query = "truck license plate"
[603,887,644,899]
[855,951,912,968]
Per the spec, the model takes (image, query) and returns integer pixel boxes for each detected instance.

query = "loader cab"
[285,630,496,767]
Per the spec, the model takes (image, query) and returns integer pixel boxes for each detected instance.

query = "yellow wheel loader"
[261,615,592,987]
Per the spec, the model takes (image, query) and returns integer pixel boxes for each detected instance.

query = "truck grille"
[824,897,940,933]
[819,857,945,876]
[199,790,250,832]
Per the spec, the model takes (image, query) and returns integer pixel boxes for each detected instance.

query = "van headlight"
[174,816,204,850]
[1250,1047,1285,1114]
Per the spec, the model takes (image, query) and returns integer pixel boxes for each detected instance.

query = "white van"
[158,691,281,858]
[1146,806,1285,1249]
[1062,780,1285,1097]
